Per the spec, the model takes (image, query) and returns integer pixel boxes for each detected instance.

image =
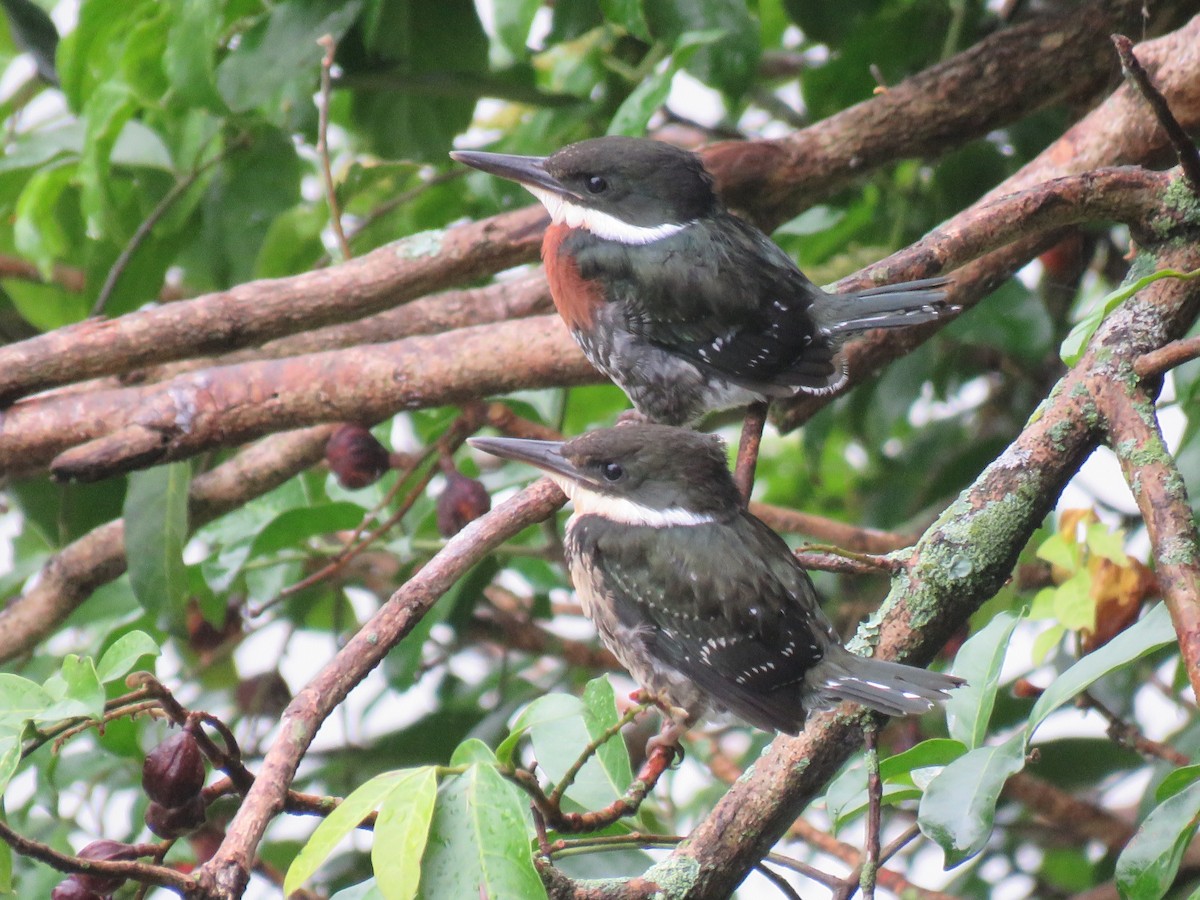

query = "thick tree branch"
[0,207,547,406]
[1094,376,1200,699]
[0,317,596,481]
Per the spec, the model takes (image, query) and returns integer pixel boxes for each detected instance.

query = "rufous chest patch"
[543,222,604,331]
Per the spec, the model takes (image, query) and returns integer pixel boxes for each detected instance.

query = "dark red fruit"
[75,839,138,893]
[326,424,391,489]
[145,795,207,838]
[436,470,491,537]
[142,730,206,808]
[51,876,105,899]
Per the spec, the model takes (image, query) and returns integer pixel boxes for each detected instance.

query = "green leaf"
[607,66,673,136]
[419,764,547,900]
[1086,522,1129,565]
[373,768,437,900]
[825,739,967,829]
[330,880,384,900]
[0,735,21,796]
[499,693,585,766]
[123,462,191,627]
[285,769,425,896]
[40,655,105,722]
[1157,765,1200,804]
[343,0,489,161]
[600,0,651,41]
[95,631,161,683]
[493,0,541,59]
[0,674,54,733]
[215,0,362,125]
[13,162,75,278]
[163,0,227,112]
[918,733,1026,867]
[1028,603,1176,740]
[78,80,138,238]
[1052,570,1095,632]
[581,677,634,793]
[1036,532,1079,572]
[1115,779,1200,900]
[524,688,631,810]
[1061,268,1200,366]
[945,611,1020,749]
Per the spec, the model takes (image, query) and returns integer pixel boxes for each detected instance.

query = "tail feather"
[819,276,957,338]
[809,647,964,717]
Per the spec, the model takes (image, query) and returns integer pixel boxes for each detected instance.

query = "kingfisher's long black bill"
[450,149,572,198]
[469,436,583,485]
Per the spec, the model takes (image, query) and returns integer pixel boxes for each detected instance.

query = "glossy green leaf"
[163,0,227,111]
[286,769,428,896]
[600,0,651,41]
[499,693,585,766]
[124,462,191,626]
[1036,532,1079,572]
[494,0,541,58]
[419,763,547,900]
[918,733,1026,867]
[95,631,161,683]
[825,738,967,829]
[330,880,384,900]
[0,675,53,734]
[13,163,75,277]
[0,735,21,796]
[215,0,362,123]
[77,80,138,237]
[373,767,437,900]
[945,611,1019,749]
[1028,603,1175,740]
[1156,765,1200,804]
[1116,779,1200,900]
[1061,267,1200,365]
[608,66,673,137]
[40,655,105,722]
[527,691,629,810]
[581,677,634,794]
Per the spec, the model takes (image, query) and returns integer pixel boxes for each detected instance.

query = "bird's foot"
[645,720,687,767]
[615,409,650,426]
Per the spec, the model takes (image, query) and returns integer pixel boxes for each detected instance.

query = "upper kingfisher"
[452,136,954,426]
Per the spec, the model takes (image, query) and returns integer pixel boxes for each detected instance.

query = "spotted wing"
[567,513,837,734]
[576,214,843,391]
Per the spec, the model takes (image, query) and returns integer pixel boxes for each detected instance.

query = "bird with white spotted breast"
[452,137,954,426]
[470,424,963,742]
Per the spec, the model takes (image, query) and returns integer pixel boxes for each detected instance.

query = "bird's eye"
[586,175,608,194]
[600,462,624,482]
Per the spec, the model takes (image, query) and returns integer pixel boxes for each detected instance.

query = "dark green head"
[470,424,741,520]
[451,137,719,235]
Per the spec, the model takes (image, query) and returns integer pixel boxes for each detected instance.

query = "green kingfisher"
[470,424,963,740]
[452,136,954,426]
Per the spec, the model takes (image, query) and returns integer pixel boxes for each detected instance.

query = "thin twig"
[734,401,769,507]
[1134,334,1200,378]
[1112,34,1200,193]
[316,34,351,262]
[547,703,647,808]
[0,820,192,894]
[862,721,882,900]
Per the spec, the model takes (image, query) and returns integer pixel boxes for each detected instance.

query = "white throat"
[525,185,691,245]
[547,474,717,528]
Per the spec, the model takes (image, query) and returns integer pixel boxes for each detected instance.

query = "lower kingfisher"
[470,423,963,741]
